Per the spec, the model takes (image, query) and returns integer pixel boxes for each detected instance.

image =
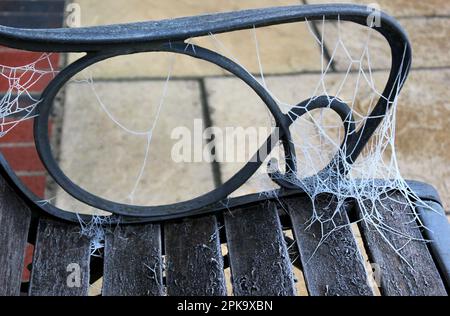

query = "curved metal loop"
[33,42,296,218]
[269,95,356,190]
[0,4,412,223]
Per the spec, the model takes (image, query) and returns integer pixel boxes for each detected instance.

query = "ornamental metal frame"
[0,4,412,223]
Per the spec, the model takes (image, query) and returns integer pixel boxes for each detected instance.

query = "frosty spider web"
[199,16,433,266]
[0,53,57,136]
[267,16,430,266]
[0,15,437,266]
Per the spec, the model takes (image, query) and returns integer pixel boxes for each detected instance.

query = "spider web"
[0,16,438,266]
[0,53,57,136]
[276,17,429,266]
[198,16,434,267]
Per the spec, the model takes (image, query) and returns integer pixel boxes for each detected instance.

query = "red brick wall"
[0,50,58,198]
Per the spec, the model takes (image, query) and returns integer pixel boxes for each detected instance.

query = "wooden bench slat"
[165,215,226,296]
[29,218,91,296]
[357,192,447,296]
[224,201,296,296]
[0,176,31,296]
[417,200,450,287]
[285,195,373,296]
[102,224,163,296]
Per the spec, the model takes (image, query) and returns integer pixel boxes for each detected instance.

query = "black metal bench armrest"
[0,4,405,52]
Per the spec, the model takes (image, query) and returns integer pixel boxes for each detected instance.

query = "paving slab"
[56,79,215,214]
[205,77,280,197]
[69,0,323,77]
[307,16,450,71]
[401,17,450,68]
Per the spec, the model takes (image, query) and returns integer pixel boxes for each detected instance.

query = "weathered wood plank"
[357,192,447,296]
[417,200,450,287]
[224,201,296,296]
[29,218,91,296]
[165,215,226,296]
[0,175,31,296]
[285,194,373,296]
[103,224,163,296]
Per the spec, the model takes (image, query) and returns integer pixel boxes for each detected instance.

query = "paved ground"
[58,0,449,214]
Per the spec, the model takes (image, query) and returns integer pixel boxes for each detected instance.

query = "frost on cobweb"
[203,16,434,265]
[0,53,57,136]
[261,16,432,264]
[0,15,436,265]
[76,214,114,256]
